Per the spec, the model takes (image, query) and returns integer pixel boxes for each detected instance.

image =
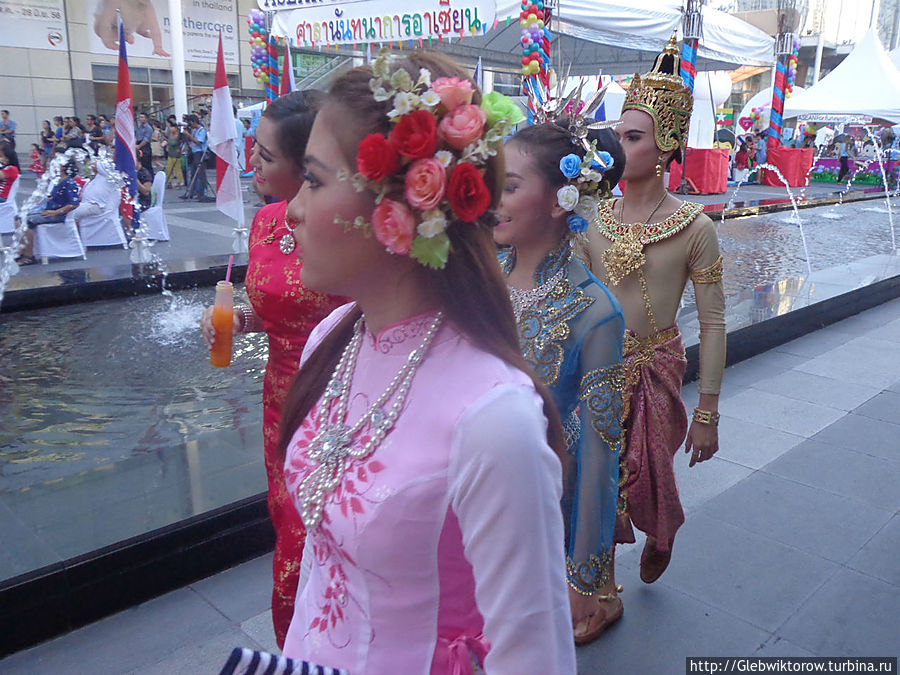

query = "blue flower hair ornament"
[556,144,615,232]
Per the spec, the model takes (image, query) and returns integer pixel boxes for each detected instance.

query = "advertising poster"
[86,0,239,64]
[0,0,67,50]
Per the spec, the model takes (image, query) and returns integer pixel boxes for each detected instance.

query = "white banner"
[268,0,497,46]
[0,0,67,50]
[85,0,239,64]
[798,113,874,124]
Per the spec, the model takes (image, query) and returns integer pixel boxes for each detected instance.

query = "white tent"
[783,29,900,123]
[272,0,774,76]
[451,0,774,75]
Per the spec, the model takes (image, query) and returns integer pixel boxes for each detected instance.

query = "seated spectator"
[137,166,154,210]
[16,160,81,265]
[0,143,20,203]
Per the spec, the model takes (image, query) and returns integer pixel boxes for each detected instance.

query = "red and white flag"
[280,40,295,95]
[209,33,245,227]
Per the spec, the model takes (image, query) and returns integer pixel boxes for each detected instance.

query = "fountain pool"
[0,288,268,581]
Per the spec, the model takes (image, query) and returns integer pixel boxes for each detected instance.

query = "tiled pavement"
[2,297,899,674]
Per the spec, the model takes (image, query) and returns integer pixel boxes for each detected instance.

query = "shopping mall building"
[0,0,334,148]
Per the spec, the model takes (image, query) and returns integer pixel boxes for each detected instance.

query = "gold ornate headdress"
[622,31,693,159]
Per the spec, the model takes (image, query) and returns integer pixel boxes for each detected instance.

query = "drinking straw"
[225,255,234,283]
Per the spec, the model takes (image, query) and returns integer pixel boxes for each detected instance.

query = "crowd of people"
[197,37,725,674]
[0,106,256,200]
[728,125,899,184]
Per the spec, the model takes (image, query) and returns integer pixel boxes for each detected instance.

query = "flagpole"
[167,0,188,120]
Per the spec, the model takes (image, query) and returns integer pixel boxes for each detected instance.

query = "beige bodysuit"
[579,198,726,396]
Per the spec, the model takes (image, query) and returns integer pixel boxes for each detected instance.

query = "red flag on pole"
[280,41,295,95]
[209,33,245,227]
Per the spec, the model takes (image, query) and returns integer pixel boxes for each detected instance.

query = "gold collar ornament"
[621,31,693,161]
[602,223,647,287]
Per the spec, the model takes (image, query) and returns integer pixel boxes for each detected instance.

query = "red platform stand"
[668,147,729,194]
[761,147,814,187]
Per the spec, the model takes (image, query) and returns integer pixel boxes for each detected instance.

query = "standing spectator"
[233,107,246,172]
[0,110,16,149]
[755,131,767,183]
[135,112,154,172]
[837,136,856,182]
[0,143,19,203]
[150,119,166,171]
[53,116,65,144]
[734,141,750,183]
[164,119,184,188]
[40,120,55,169]
[180,114,211,201]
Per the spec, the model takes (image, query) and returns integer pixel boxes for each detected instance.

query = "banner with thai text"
[268,0,497,47]
[0,0,67,50]
[85,0,239,64]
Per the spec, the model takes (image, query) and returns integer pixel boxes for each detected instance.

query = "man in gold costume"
[579,33,726,594]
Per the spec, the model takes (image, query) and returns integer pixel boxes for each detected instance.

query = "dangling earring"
[655,157,664,177]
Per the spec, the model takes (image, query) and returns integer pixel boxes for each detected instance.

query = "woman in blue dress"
[495,120,627,645]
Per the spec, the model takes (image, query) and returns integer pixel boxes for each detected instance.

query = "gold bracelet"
[692,408,720,426]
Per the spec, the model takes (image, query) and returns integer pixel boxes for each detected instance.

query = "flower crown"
[556,143,615,233]
[523,75,618,233]
[336,51,525,270]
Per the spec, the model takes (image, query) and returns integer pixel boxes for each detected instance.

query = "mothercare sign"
[86,0,239,64]
[268,0,497,46]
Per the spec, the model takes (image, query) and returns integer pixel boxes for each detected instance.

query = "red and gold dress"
[245,200,345,648]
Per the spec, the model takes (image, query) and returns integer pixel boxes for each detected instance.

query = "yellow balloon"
[528,13,537,22]
[537,19,544,28]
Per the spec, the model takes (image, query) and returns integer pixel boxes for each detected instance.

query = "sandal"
[573,587,624,646]
[16,256,37,266]
[640,536,673,584]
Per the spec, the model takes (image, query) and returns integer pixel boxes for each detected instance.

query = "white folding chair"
[0,176,19,235]
[33,212,87,263]
[141,171,169,241]
[75,174,127,248]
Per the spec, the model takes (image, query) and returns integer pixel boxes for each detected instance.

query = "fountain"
[864,125,897,251]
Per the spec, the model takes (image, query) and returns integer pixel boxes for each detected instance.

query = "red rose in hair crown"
[357,134,399,181]
[389,110,438,160]
[448,162,491,223]
[334,50,525,270]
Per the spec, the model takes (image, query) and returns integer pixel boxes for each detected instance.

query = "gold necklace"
[618,191,668,226]
[251,214,296,254]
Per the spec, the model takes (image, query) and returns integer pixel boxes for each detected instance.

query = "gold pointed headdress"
[622,31,693,160]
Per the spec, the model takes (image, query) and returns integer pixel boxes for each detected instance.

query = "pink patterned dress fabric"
[614,327,688,553]
[282,305,576,674]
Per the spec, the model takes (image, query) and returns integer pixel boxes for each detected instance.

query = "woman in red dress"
[201,90,344,648]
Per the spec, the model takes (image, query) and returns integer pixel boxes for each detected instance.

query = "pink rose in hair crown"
[372,198,417,255]
[405,158,447,211]
[431,76,475,112]
[438,104,487,151]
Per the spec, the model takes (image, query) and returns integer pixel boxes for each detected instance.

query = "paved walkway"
[2,298,899,674]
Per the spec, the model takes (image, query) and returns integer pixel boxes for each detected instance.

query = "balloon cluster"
[247,8,270,86]
[785,35,800,98]
[519,0,550,81]
[750,105,765,125]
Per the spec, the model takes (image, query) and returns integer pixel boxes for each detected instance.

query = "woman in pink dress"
[201,90,344,649]
[277,52,576,673]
